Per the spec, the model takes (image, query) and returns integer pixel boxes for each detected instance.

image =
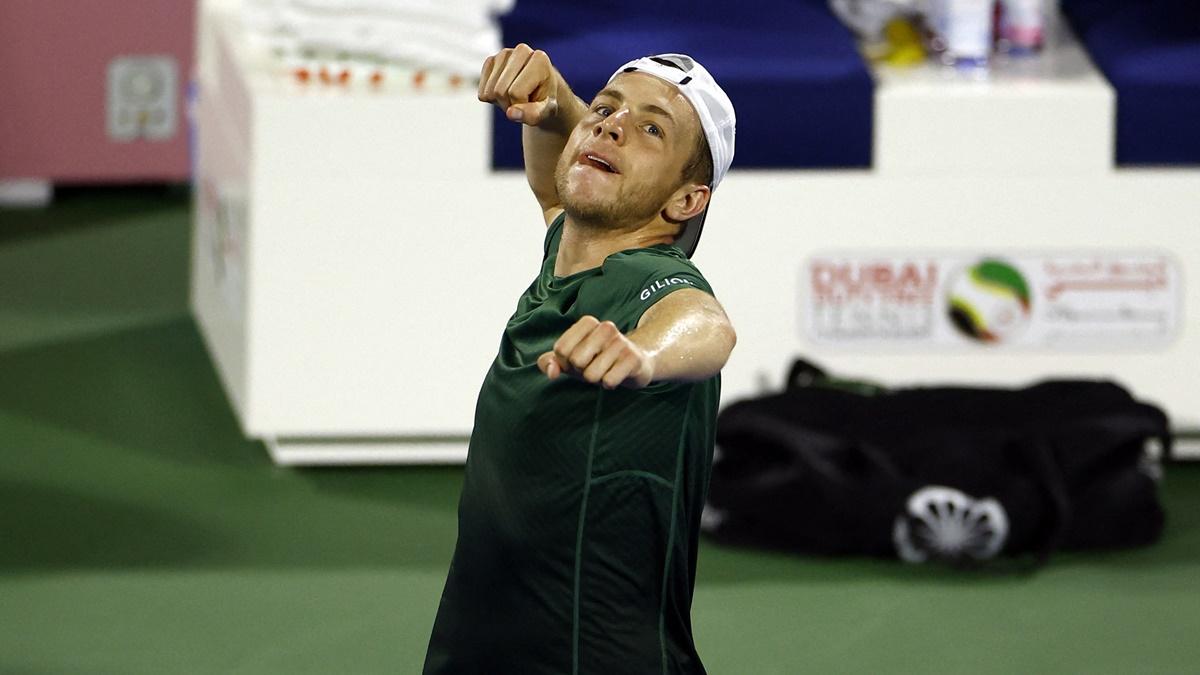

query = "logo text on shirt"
[640,277,695,301]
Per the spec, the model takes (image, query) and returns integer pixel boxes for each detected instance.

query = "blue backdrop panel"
[493,0,874,170]
[1063,0,1200,166]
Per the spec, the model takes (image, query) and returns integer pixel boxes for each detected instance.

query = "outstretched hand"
[478,43,560,127]
[537,316,655,390]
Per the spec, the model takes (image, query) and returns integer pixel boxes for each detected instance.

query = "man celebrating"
[423,44,737,675]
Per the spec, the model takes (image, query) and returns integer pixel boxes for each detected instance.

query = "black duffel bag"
[702,360,1170,565]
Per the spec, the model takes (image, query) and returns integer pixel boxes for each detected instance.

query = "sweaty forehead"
[606,72,700,129]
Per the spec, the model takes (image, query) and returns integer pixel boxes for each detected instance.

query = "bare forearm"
[523,79,586,210]
[629,297,736,383]
[478,45,588,216]
[537,290,734,390]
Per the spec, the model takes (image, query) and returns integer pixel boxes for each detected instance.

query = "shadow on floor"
[0,184,191,244]
[0,317,462,575]
[0,317,268,471]
[0,479,223,573]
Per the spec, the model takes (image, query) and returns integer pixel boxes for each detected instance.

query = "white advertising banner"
[804,253,1182,350]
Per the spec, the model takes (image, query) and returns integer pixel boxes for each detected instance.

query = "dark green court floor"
[2,188,1198,674]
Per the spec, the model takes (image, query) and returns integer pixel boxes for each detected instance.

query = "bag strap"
[786,358,829,390]
[786,358,888,396]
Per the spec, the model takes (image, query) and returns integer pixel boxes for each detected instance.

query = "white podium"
[192,2,1200,464]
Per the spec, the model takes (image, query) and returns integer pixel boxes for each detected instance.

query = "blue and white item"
[933,0,994,66]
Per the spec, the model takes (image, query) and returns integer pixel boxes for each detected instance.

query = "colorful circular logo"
[947,259,1032,343]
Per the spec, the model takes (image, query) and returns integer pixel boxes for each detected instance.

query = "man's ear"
[664,183,711,223]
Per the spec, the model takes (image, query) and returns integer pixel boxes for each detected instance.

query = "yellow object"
[879,17,927,66]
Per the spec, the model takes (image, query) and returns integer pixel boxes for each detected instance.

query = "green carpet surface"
[2,188,1198,674]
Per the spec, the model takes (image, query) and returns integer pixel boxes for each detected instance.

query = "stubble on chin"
[553,160,666,231]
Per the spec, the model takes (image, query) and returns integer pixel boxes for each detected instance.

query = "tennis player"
[423,44,737,675]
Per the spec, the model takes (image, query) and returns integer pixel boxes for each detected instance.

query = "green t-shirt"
[424,214,720,675]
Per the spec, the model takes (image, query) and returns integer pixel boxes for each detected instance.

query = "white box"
[872,11,1114,177]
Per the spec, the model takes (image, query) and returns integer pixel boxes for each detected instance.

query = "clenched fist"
[478,43,561,126]
[538,316,655,390]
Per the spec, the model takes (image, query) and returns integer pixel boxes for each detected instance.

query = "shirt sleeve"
[585,249,716,333]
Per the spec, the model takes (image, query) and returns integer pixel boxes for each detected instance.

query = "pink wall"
[0,1,195,182]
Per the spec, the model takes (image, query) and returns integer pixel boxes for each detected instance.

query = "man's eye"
[595,106,612,116]
[645,124,661,137]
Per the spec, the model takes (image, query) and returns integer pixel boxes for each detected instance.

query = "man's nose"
[593,110,627,143]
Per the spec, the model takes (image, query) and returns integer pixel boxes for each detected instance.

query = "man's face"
[555,72,703,229]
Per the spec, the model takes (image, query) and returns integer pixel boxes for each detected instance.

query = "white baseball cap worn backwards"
[608,54,736,258]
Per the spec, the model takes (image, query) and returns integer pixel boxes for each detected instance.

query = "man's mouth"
[579,153,619,174]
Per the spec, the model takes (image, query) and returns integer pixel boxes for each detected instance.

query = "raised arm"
[478,44,588,225]
[537,289,737,389]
